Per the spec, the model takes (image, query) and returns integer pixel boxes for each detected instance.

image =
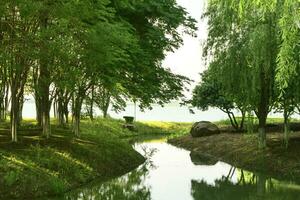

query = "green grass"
[0,118,142,199]
[215,117,300,127]
[0,117,192,199]
[79,117,191,137]
[134,121,191,137]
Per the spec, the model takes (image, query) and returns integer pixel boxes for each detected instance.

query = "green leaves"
[276,0,300,91]
[0,0,197,137]
[191,70,234,112]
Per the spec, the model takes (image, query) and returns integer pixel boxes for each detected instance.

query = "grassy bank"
[169,122,300,183]
[0,117,185,199]
[215,116,300,127]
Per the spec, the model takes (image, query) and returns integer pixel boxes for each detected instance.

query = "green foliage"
[200,0,299,145]
[0,118,152,198]
[0,117,191,198]
[0,0,197,140]
[190,70,234,112]
[190,68,247,131]
[107,0,197,109]
[48,177,66,194]
[235,0,300,91]
[3,171,20,187]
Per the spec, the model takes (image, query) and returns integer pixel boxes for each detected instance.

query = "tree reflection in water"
[46,142,300,200]
[191,167,300,200]
[55,146,157,200]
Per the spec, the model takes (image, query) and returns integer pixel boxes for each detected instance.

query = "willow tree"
[204,0,281,149]
[234,0,300,148]
[274,36,300,148]
[276,1,300,147]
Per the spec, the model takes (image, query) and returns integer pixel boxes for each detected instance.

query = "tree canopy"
[0,0,196,141]
[192,0,300,148]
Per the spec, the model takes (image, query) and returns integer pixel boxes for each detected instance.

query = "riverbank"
[169,132,300,183]
[0,118,187,199]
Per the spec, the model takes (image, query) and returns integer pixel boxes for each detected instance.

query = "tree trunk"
[39,13,52,138]
[64,104,69,124]
[258,115,267,149]
[226,111,238,130]
[101,96,110,118]
[73,97,82,137]
[58,110,65,126]
[41,92,51,138]
[283,108,289,148]
[0,97,5,122]
[239,111,246,131]
[40,80,51,138]
[39,61,51,138]
[89,85,94,121]
[73,88,85,137]
[42,109,51,139]
[17,93,24,125]
[0,82,5,121]
[56,94,65,126]
[257,68,270,149]
[71,95,75,125]
[58,104,65,126]
[53,99,57,119]
[74,111,80,137]
[103,109,108,118]
[35,92,42,126]
[4,84,9,120]
[10,88,18,143]
[63,92,71,124]
[231,113,239,129]
[256,13,275,149]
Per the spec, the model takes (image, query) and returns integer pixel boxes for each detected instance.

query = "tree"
[273,41,300,148]
[0,0,196,141]
[0,1,41,142]
[91,83,127,118]
[191,70,246,131]
[203,0,280,149]
[68,0,197,136]
[110,0,196,109]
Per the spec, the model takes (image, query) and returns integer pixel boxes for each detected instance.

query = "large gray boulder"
[190,121,220,137]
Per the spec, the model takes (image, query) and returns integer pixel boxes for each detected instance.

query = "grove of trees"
[0,0,196,142]
[191,0,299,149]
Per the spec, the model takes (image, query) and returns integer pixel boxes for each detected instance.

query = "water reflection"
[191,168,300,200]
[190,151,218,166]
[56,146,157,200]
[48,140,300,200]
[65,164,151,200]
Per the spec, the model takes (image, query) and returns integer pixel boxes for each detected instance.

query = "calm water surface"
[50,138,300,200]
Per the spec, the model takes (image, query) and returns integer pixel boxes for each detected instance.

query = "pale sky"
[163,0,208,93]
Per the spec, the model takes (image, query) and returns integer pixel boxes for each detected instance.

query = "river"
[47,137,300,200]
